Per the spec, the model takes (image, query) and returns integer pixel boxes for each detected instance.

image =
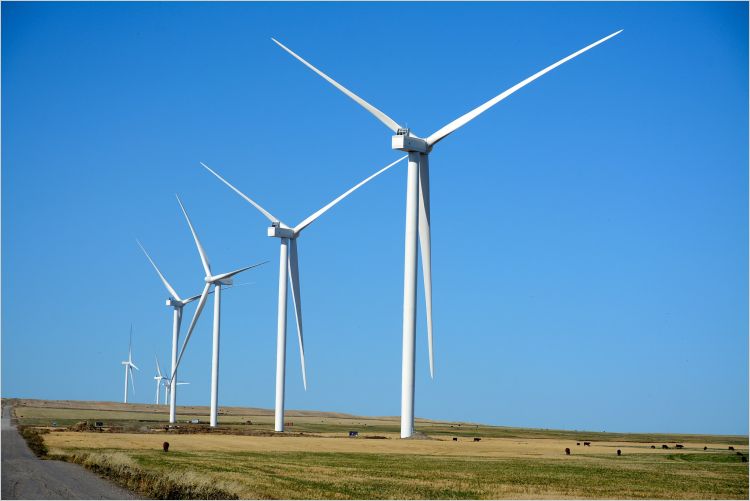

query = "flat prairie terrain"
[7,398,749,499]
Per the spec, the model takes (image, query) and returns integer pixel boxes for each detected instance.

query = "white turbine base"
[210,285,221,427]
[400,152,420,438]
[275,238,290,432]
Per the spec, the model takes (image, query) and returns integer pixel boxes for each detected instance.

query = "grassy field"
[7,398,749,499]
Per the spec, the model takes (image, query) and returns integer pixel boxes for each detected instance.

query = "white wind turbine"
[171,194,267,427]
[273,29,623,437]
[122,326,139,404]
[137,240,206,421]
[163,379,190,406]
[200,156,406,432]
[154,357,169,404]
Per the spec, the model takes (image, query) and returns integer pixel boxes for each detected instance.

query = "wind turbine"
[172,194,267,427]
[121,326,139,404]
[154,357,169,405]
[163,379,190,405]
[137,239,207,422]
[272,29,623,437]
[200,155,406,432]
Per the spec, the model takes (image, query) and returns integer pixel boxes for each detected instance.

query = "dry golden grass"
[44,431,747,459]
[11,398,750,499]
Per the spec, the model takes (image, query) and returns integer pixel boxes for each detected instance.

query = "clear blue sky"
[2,2,747,435]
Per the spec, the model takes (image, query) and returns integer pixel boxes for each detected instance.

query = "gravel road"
[1,405,139,499]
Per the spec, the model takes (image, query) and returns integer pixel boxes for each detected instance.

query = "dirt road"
[1,405,138,499]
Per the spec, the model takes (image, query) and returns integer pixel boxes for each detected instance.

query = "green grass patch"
[17,425,49,458]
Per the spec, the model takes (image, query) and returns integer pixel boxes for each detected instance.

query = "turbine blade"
[183,287,216,304]
[175,195,212,276]
[131,363,140,371]
[288,239,307,390]
[210,261,268,282]
[425,29,623,146]
[294,155,407,233]
[136,239,182,301]
[129,366,136,393]
[272,38,402,133]
[155,356,162,378]
[173,282,212,377]
[200,162,282,225]
[418,154,434,379]
[176,382,190,386]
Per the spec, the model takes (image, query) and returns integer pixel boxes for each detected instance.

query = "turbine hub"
[166,298,181,308]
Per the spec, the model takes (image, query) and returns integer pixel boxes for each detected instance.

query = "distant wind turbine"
[273,29,623,437]
[122,326,139,404]
[137,240,206,420]
[200,155,406,432]
[154,357,169,405]
[172,195,267,427]
[163,379,190,405]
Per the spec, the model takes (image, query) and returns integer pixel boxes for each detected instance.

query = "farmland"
[7,398,749,499]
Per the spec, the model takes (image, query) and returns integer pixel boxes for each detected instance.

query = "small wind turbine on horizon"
[162,376,189,405]
[171,194,267,427]
[200,155,406,432]
[272,29,623,437]
[154,357,168,405]
[122,326,139,404]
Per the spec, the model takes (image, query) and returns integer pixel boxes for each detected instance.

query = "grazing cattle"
[453,437,458,441]
[162,441,169,452]
[617,449,621,456]
[650,445,656,449]
[675,444,684,449]
[704,446,708,451]
[742,457,748,463]
[583,442,591,446]
[565,448,571,455]
[473,438,481,442]
[576,442,580,446]
[662,445,669,449]
[729,446,735,451]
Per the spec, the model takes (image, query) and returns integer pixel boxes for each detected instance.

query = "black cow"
[703,446,708,451]
[729,446,735,451]
[662,445,669,449]
[565,448,571,455]
[650,445,656,449]
[675,444,684,449]
[617,449,621,456]
[583,441,591,446]
[453,437,458,441]
[473,438,481,442]
[576,442,580,446]
[162,441,170,452]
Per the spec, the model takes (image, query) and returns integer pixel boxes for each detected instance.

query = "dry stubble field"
[8,398,749,499]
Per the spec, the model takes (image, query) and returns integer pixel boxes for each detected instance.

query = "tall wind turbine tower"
[200,156,406,432]
[171,195,267,427]
[273,30,623,437]
[137,240,205,422]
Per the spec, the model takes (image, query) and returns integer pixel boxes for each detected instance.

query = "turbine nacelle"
[206,275,233,285]
[268,224,296,239]
[392,133,430,153]
[166,298,182,307]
